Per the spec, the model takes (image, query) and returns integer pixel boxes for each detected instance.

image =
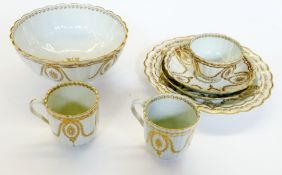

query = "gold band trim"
[143,94,200,132]
[143,36,273,114]
[9,3,128,68]
[163,46,254,94]
[44,81,99,120]
[188,33,243,67]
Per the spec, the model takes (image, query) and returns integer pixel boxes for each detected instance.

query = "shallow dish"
[161,62,246,100]
[10,4,128,81]
[144,36,273,114]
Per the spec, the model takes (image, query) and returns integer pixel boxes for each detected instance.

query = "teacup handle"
[30,98,49,124]
[131,99,146,127]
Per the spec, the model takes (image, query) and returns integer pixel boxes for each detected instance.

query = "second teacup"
[189,33,246,83]
[30,81,99,146]
[131,94,199,160]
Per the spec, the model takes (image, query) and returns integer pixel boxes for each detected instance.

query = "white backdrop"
[0,0,281,175]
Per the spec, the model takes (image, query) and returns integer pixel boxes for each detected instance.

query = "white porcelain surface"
[189,34,244,82]
[1,1,279,174]
[13,8,125,60]
[30,82,99,146]
[20,55,118,81]
[164,47,254,94]
[131,94,199,160]
[10,4,128,81]
[48,110,98,146]
[190,36,242,64]
[47,86,97,113]
[144,36,273,114]
[147,98,198,128]
[0,0,282,175]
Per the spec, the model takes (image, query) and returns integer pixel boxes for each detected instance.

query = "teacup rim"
[43,81,99,120]
[143,93,200,132]
[188,33,244,67]
[9,3,128,68]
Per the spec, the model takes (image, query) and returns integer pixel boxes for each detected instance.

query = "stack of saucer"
[144,34,273,114]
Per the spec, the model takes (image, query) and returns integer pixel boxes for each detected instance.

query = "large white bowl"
[10,4,128,82]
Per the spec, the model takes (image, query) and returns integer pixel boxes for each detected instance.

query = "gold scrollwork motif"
[88,55,117,79]
[147,130,191,156]
[41,65,71,81]
[174,47,192,69]
[41,81,99,144]
[222,58,252,83]
[66,57,80,62]
[193,59,251,87]
[54,118,96,145]
[165,45,254,93]
[193,60,228,81]
[144,36,273,114]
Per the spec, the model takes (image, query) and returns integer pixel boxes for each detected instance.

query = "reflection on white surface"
[13,7,127,61]
[191,36,242,63]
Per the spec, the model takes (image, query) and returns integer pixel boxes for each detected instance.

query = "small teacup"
[131,94,199,160]
[30,81,99,146]
[189,33,244,82]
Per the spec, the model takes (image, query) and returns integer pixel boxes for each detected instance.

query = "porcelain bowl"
[10,4,128,82]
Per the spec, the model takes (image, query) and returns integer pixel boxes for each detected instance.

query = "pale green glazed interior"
[47,86,97,115]
[146,98,198,129]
